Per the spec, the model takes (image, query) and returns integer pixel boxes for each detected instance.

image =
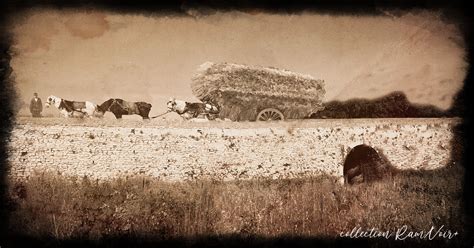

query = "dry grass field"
[7,164,465,244]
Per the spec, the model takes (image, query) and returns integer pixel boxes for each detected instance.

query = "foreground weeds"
[8,164,465,241]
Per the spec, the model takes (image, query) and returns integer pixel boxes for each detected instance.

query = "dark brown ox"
[343,144,393,185]
[97,98,152,119]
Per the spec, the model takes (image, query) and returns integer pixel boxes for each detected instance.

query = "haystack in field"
[191,62,326,121]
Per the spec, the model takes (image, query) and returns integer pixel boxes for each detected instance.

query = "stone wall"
[7,119,457,181]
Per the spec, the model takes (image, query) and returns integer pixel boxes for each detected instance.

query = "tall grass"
[8,164,464,240]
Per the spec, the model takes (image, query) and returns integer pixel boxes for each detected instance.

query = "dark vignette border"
[0,0,472,247]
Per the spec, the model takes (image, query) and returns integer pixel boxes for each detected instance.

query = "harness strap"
[150,110,172,119]
[106,99,113,112]
[109,99,130,113]
[61,99,81,113]
[62,98,98,117]
[60,99,73,112]
[60,99,87,117]
[107,99,118,112]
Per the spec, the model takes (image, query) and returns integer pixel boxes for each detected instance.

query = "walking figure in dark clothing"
[30,93,43,117]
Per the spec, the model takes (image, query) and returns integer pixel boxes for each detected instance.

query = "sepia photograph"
[0,1,472,247]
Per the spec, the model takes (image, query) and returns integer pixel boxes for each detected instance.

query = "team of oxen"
[45,95,220,120]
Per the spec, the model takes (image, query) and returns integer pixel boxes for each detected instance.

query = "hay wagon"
[191,62,326,121]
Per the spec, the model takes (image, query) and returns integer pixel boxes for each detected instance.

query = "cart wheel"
[257,108,284,121]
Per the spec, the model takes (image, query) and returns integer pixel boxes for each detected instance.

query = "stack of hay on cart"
[191,62,326,121]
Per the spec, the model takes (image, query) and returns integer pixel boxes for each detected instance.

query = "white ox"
[45,95,103,118]
[166,98,219,121]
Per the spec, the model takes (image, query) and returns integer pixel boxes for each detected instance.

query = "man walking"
[30,92,43,117]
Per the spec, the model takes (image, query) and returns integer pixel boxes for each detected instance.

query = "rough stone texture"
[7,118,457,182]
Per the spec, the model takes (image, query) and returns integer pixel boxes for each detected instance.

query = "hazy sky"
[10,9,467,116]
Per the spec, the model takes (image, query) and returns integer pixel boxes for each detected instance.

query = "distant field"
[9,116,459,181]
[14,116,460,129]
